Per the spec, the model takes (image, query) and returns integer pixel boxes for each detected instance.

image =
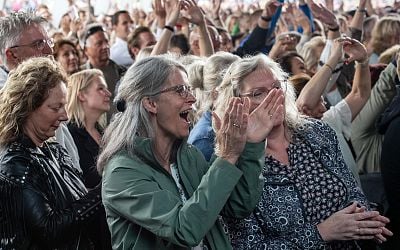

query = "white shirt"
[110,37,134,68]
[322,100,360,186]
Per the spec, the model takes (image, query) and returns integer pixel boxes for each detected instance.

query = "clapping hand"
[246,88,285,143]
[213,98,249,165]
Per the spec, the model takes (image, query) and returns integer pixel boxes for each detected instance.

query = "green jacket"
[102,137,264,250]
[351,63,397,173]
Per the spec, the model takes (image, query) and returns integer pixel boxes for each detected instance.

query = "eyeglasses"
[9,38,54,50]
[150,84,193,99]
[239,81,283,103]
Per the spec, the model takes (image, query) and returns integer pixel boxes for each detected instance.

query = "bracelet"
[357,7,368,14]
[324,63,334,73]
[328,25,340,32]
[164,25,174,32]
[261,15,272,22]
[355,59,369,67]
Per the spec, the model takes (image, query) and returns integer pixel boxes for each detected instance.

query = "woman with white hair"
[214,54,392,249]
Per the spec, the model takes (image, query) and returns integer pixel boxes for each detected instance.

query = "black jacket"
[0,135,102,249]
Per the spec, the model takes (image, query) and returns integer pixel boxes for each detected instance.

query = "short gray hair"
[0,11,46,65]
[97,55,186,173]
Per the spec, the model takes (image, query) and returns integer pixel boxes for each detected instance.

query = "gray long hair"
[0,11,46,65]
[213,54,306,136]
[97,55,186,173]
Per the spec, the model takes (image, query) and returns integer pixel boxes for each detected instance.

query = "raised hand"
[213,98,249,164]
[263,0,282,18]
[154,0,166,20]
[336,37,368,64]
[182,0,205,26]
[246,88,284,143]
[317,202,389,241]
[164,0,182,26]
[211,0,221,20]
[309,0,338,29]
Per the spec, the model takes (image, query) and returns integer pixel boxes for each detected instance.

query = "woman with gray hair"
[213,54,392,249]
[97,54,279,249]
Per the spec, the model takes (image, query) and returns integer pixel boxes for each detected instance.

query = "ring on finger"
[268,113,273,119]
[233,123,241,128]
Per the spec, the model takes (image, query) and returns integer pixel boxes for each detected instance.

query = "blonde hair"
[67,69,107,129]
[371,16,400,55]
[300,36,326,72]
[213,54,305,153]
[378,44,400,64]
[0,57,67,146]
[188,51,239,122]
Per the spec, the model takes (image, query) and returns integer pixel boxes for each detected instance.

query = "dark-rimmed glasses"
[150,84,193,99]
[239,81,283,103]
[9,38,54,50]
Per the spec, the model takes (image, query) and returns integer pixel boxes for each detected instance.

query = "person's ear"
[5,48,17,61]
[142,97,157,114]
[77,91,86,102]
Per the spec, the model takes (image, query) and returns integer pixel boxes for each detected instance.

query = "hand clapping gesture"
[213,98,250,165]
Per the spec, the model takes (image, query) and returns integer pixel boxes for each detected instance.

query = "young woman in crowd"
[67,69,111,188]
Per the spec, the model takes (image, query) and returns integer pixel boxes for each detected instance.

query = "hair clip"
[116,99,126,112]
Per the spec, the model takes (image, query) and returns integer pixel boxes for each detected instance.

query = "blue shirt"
[188,111,215,162]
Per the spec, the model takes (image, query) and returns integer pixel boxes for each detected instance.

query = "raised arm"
[350,0,367,35]
[185,0,214,57]
[235,0,282,56]
[297,37,343,112]
[342,39,370,121]
[151,0,181,56]
[309,0,341,40]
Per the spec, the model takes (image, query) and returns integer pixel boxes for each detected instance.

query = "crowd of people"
[0,0,399,249]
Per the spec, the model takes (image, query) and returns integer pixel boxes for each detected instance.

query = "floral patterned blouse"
[223,119,368,250]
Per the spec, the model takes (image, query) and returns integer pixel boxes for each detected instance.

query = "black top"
[67,122,102,189]
[0,135,102,249]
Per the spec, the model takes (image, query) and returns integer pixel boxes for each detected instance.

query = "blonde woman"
[369,16,400,64]
[67,69,111,188]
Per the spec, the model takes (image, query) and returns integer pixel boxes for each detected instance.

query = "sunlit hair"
[0,11,46,65]
[135,45,154,62]
[379,44,400,64]
[300,36,326,73]
[97,55,186,173]
[371,16,400,55]
[67,69,107,129]
[0,57,67,146]
[188,51,239,122]
[213,54,306,150]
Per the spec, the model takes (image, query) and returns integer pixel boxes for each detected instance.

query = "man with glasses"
[0,11,53,88]
[0,11,81,176]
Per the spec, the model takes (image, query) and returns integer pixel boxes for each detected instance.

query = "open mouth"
[179,110,190,123]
